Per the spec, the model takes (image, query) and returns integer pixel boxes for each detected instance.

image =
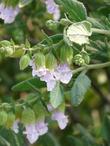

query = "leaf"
[50,82,63,108]
[0,136,10,146]
[19,0,33,7]
[56,0,87,22]
[71,72,91,106]
[12,77,46,92]
[66,21,92,45]
[38,133,60,146]
[19,54,30,70]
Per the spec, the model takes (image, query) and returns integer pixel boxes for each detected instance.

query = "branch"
[73,61,110,74]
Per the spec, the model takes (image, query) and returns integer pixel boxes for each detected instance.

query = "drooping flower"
[51,111,68,129]
[35,120,48,136]
[0,3,20,24]
[30,59,73,91]
[54,64,73,84]
[24,120,48,144]
[45,0,60,20]
[12,120,19,134]
[24,124,39,144]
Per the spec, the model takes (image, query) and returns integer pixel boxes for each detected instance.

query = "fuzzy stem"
[73,61,110,74]
[92,28,110,36]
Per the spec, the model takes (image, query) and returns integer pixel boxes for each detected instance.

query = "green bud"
[5,47,14,56]
[81,50,90,64]
[46,20,58,30]
[21,107,36,125]
[45,53,57,69]
[0,111,8,126]
[32,101,47,120]
[19,54,30,70]
[60,45,73,64]
[11,48,25,58]
[6,112,15,128]
[74,54,85,66]
[15,106,22,119]
[34,52,45,68]
[60,18,71,26]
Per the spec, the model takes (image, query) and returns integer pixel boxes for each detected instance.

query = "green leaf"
[0,136,10,146]
[71,72,91,106]
[50,82,63,108]
[12,77,46,92]
[21,107,36,125]
[66,21,92,45]
[19,0,33,7]
[56,0,87,22]
[19,54,30,70]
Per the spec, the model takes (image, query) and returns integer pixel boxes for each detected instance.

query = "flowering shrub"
[0,0,110,146]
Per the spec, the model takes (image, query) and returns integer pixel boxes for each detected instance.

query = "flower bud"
[46,20,59,30]
[80,50,90,64]
[5,47,14,56]
[74,54,85,66]
[60,18,71,26]
[21,108,36,125]
[34,53,45,68]
[45,53,57,69]
[19,54,30,70]
[6,112,15,128]
[60,45,73,64]
[0,111,8,126]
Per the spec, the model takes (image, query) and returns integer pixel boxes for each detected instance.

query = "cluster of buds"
[74,50,90,66]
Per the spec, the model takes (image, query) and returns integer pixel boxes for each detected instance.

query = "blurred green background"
[0,0,110,146]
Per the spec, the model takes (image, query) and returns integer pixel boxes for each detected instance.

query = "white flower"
[51,111,68,129]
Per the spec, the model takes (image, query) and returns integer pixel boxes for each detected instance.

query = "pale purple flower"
[54,64,73,84]
[30,59,73,91]
[40,71,56,91]
[35,120,48,136]
[24,120,48,144]
[0,3,19,24]
[45,0,60,20]
[51,111,68,129]
[24,124,39,144]
[12,120,19,134]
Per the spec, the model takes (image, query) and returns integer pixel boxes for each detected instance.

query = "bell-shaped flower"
[54,64,73,84]
[35,120,48,136]
[51,111,68,129]
[24,124,39,144]
[45,0,60,20]
[0,3,19,24]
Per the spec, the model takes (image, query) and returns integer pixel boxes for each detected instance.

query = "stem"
[73,61,110,74]
[92,28,110,36]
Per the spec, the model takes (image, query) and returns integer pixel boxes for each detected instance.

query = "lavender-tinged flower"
[35,120,48,136]
[24,120,48,144]
[30,60,73,91]
[0,3,19,24]
[54,64,73,84]
[40,71,56,91]
[24,124,39,144]
[45,0,60,20]
[51,111,68,129]
[12,120,19,134]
